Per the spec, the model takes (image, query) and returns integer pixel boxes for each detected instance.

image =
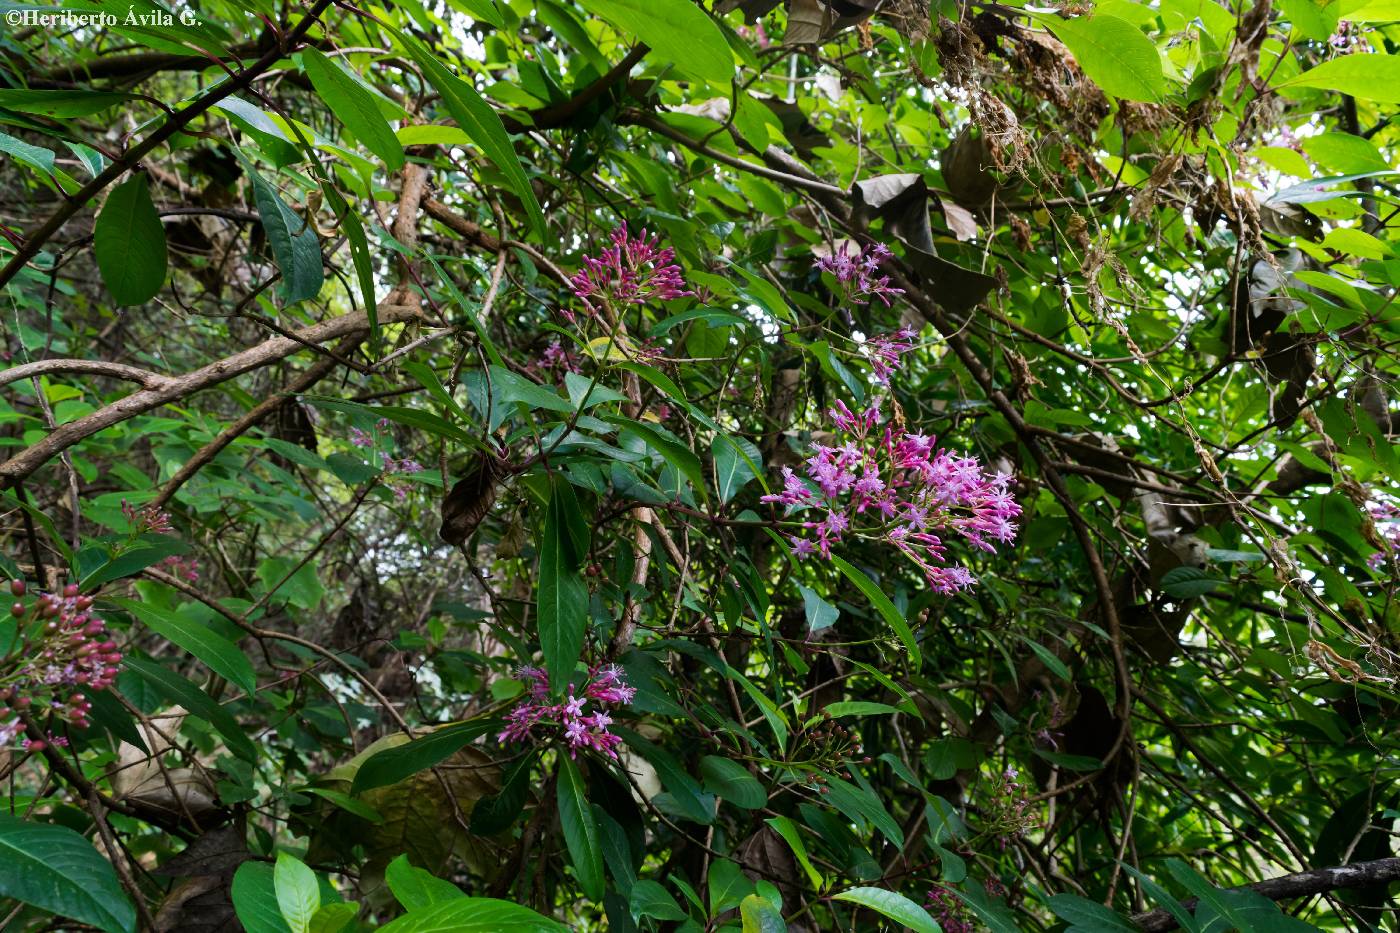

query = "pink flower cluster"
[498,664,635,760]
[815,241,905,306]
[1370,501,1399,571]
[567,227,693,319]
[159,554,200,582]
[864,327,917,385]
[1,581,121,750]
[762,400,1019,594]
[122,500,172,535]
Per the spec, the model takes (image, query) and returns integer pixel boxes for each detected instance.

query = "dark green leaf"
[0,814,136,933]
[302,50,405,170]
[94,174,167,306]
[557,756,604,901]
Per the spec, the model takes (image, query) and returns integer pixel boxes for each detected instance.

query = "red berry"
[10,602,22,618]
[9,580,24,597]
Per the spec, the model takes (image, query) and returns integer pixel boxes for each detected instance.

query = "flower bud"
[63,584,79,598]
[10,602,23,617]
[9,580,24,597]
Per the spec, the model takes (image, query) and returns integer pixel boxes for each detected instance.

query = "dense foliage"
[1,0,1399,930]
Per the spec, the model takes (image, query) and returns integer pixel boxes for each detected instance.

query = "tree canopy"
[1,0,1399,930]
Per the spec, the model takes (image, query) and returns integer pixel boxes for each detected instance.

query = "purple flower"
[815,241,906,306]
[864,327,917,384]
[498,663,635,760]
[761,401,1020,594]
[568,227,695,317]
[1369,500,1400,571]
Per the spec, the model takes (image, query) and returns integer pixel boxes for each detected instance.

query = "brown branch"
[0,303,423,489]
[150,351,341,509]
[1131,857,1400,932]
[423,198,503,252]
[0,359,170,390]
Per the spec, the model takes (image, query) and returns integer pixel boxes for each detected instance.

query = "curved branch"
[1132,857,1400,932]
[0,359,170,390]
[0,303,423,489]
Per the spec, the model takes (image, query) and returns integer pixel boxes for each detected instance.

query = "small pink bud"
[63,584,79,598]
[10,602,23,617]
[9,580,24,597]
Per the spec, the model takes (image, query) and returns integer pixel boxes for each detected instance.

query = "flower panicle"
[765,401,1020,594]
[1,581,122,750]
[498,663,634,760]
[815,241,905,306]
[568,226,695,317]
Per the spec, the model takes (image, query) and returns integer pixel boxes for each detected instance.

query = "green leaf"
[0,130,58,177]
[398,33,544,238]
[122,656,257,762]
[470,751,536,835]
[830,557,921,667]
[823,776,904,848]
[490,366,575,418]
[1277,53,1400,101]
[1165,859,1259,932]
[799,584,839,633]
[233,862,292,933]
[0,89,134,117]
[376,897,567,932]
[1302,133,1392,174]
[577,0,734,84]
[1045,14,1166,101]
[713,435,761,503]
[708,859,754,916]
[1048,893,1139,931]
[1120,864,1200,933]
[538,475,590,691]
[240,155,324,303]
[0,813,136,933]
[319,183,379,348]
[821,701,904,718]
[274,852,321,933]
[116,599,256,695]
[297,787,384,823]
[309,903,359,933]
[1159,566,1221,599]
[832,886,938,933]
[94,174,167,306]
[385,854,465,910]
[630,879,688,921]
[350,720,497,793]
[699,755,767,809]
[765,816,822,890]
[81,534,188,588]
[609,416,706,497]
[302,50,405,170]
[556,756,605,901]
[740,894,787,933]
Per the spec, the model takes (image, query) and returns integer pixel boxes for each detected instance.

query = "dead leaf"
[440,455,499,545]
[938,197,978,241]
